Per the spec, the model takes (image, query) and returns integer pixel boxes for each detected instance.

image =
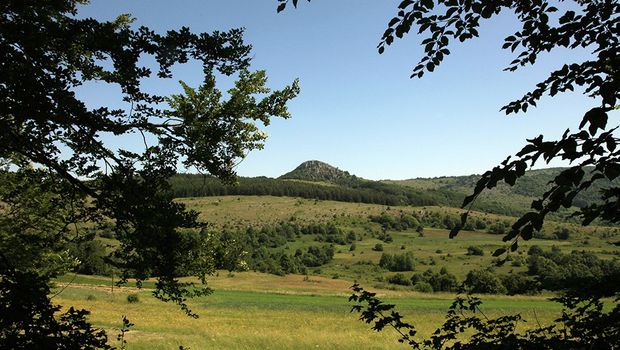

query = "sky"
[76,0,603,180]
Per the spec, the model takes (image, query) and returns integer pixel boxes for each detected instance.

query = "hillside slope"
[170,162,618,219]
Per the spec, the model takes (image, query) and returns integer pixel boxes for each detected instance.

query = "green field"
[54,272,564,350]
[179,195,619,283]
[48,195,620,348]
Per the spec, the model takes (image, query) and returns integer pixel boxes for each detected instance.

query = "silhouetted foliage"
[395,0,620,253]
[0,270,112,349]
[350,284,620,350]
[1,0,299,345]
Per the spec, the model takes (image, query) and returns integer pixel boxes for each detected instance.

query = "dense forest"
[169,173,454,207]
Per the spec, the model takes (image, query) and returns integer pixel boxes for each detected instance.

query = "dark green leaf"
[492,248,506,257]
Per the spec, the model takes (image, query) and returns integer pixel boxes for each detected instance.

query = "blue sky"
[77,0,602,180]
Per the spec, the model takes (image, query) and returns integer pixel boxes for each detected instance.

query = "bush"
[388,273,411,286]
[411,268,458,292]
[346,231,357,242]
[533,230,556,240]
[528,245,544,256]
[464,269,507,294]
[466,246,484,256]
[526,249,620,293]
[379,252,415,272]
[127,294,140,303]
[488,221,507,235]
[373,243,384,251]
[500,274,539,295]
[68,239,112,276]
[413,281,433,293]
[511,256,524,267]
[553,227,571,240]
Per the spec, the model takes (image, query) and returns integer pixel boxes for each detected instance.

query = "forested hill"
[169,162,619,218]
[384,167,620,217]
[169,174,454,207]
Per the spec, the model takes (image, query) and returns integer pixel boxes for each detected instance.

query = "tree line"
[381,247,620,296]
[169,174,458,207]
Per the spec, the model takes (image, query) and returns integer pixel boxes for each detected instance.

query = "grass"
[54,272,564,350]
[179,195,619,279]
[56,195,618,348]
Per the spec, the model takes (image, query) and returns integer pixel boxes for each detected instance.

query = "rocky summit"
[279,160,354,182]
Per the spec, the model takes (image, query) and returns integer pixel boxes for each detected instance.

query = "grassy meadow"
[180,196,619,282]
[53,195,619,348]
[54,272,564,350]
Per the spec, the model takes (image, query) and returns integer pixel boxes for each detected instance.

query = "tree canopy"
[1,0,298,346]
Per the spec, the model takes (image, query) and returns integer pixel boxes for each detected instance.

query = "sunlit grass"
[51,195,619,348]
[54,272,563,350]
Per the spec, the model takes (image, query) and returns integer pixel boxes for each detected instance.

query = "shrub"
[553,227,571,240]
[527,245,544,256]
[127,294,140,303]
[533,230,556,240]
[511,256,524,267]
[373,243,384,252]
[411,268,458,292]
[413,281,433,293]
[388,273,411,286]
[346,231,357,242]
[466,246,484,256]
[68,239,112,276]
[526,249,620,293]
[500,274,539,295]
[464,269,507,294]
[379,252,415,272]
[488,221,507,235]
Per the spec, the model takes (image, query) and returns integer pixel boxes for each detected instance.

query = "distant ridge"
[169,162,619,219]
[279,160,355,183]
